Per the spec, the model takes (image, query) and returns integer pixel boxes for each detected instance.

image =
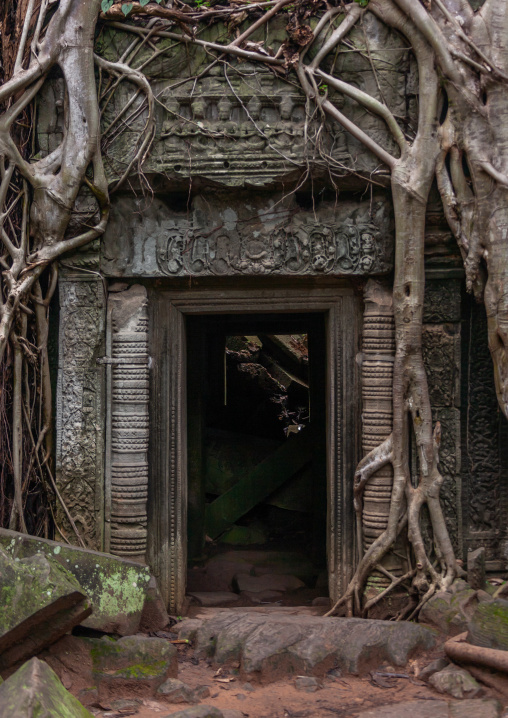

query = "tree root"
[444,632,508,675]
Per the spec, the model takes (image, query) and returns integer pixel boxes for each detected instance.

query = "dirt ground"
[91,640,508,718]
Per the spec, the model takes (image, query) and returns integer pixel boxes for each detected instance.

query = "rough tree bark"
[1,0,508,615]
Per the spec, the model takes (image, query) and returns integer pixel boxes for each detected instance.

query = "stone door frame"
[148,283,361,613]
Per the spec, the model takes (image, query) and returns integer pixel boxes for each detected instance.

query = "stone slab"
[0,657,92,717]
[0,548,91,670]
[162,707,224,718]
[234,573,305,593]
[0,528,153,635]
[357,700,502,718]
[193,610,435,680]
[89,635,178,702]
[188,592,241,607]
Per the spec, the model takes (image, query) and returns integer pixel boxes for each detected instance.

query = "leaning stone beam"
[0,528,153,636]
[0,548,91,670]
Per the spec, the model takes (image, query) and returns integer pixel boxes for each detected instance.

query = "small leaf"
[101,0,114,11]
[121,2,134,14]
[140,0,150,5]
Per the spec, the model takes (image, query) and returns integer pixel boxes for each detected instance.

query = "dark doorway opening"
[186,313,328,606]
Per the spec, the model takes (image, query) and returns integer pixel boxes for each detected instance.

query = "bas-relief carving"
[463,298,508,562]
[101,194,393,278]
[423,279,462,324]
[421,279,463,555]
[107,285,150,561]
[422,325,461,408]
[56,279,106,550]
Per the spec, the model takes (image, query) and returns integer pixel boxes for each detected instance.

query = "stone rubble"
[428,663,483,699]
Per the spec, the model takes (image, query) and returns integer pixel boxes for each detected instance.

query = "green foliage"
[121,3,134,15]
[354,0,369,6]
[101,0,114,11]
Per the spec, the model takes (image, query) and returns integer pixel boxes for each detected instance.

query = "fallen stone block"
[188,592,241,607]
[420,579,479,635]
[294,676,321,692]
[163,707,224,718]
[0,528,155,635]
[0,548,91,670]
[157,677,198,703]
[418,657,449,682]
[241,590,284,604]
[90,635,178,702]
[194,610,435,680]
[429,664,482,699]
[468,598,508,651]
[357,700,449,718]
[449,700,502,718]
[174,619,204,643]
[0,657,93,717]
[234,573,304,593]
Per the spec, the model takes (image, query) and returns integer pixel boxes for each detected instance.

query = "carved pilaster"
[56,277,106,550]
[107,285,149,561]
[361,281,402,583]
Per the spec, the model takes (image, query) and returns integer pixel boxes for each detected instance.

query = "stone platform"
[174,609,436,681]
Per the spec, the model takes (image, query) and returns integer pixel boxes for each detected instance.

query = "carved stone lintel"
[101,195,394,279]
[56,277,106,550]
[107,285,149,561]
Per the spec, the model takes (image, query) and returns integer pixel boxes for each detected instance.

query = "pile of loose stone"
[1,526,508,718]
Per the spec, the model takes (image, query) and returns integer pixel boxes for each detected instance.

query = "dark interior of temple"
[186,312,328,604]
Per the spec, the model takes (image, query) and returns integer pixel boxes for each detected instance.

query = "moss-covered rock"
[419,580,479,636]
[468,598,508,650]
[0,657,93,717]
[89,635,177,701]
[0,528,154,635]
[0,548,91,671]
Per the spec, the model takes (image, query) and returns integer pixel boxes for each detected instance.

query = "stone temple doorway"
[148,283,360,613]
[185,313,327,606]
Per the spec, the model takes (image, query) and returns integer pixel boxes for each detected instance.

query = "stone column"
[56,275,106,550]
[361,280,404,588]
[106,285,149,561]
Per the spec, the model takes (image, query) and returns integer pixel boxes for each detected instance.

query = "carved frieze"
[56,278,106,550]
[107,285,150,561]
[102,194,393,278]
